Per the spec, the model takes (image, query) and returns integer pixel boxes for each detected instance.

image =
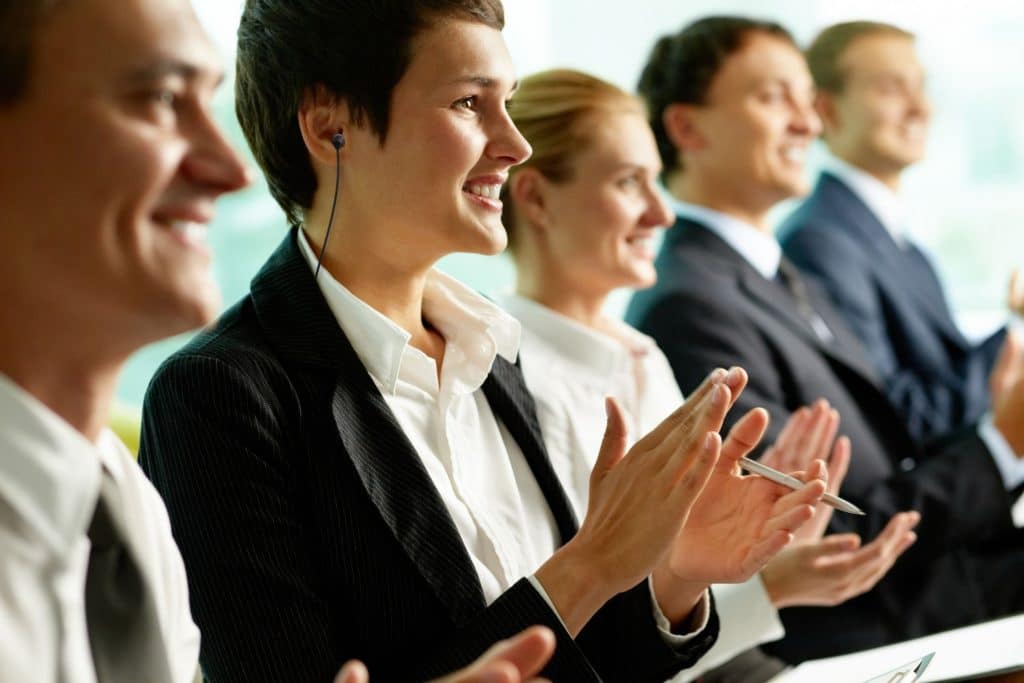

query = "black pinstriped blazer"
[139,229,718,683]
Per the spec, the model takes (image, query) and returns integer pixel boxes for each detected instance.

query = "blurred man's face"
[820,33,930,184]
[0,0,249,349]
[682,32,821,215]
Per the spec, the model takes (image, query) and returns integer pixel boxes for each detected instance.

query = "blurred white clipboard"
[863,653,933,683]
[770,614,1024,682]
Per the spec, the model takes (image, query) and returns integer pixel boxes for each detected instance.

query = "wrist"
[534,540,616,637]
[760,557,792,609]
[651,562,708,625]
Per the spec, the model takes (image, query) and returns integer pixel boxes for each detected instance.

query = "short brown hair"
[502,68,643,248]
[0,0,62,106]
[236,0,505,227]
[806,21,914,94]
[638,16,796,179]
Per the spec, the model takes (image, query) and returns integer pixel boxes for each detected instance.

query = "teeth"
[466,184,501,200]
[781,147,805,163]
[170,220,208,246]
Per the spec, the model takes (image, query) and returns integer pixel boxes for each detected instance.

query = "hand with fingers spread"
[762,511,919,608]
[334,626,557,683]
[655,369,826,596]
[760,400,850,543]
[757,400,919,608]
[535,367,735,635]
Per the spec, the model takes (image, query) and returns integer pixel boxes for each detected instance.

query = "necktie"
[85,468,173,683]
[774,259,835,344]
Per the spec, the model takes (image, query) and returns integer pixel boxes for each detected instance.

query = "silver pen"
[739,456,865,515]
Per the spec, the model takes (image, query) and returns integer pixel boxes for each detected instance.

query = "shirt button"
[899,457,916,472]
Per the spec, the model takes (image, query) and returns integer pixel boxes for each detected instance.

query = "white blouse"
[296,232,709,643]
[501,294,785,681]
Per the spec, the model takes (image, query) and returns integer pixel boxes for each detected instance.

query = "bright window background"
[116,0,1024,405]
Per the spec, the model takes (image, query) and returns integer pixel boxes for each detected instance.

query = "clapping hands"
[758,401,919,608]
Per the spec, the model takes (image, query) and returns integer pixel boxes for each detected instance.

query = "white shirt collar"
[0,374,120,557]
[499,294,654,385]
[822,152,909,246]
[297,229,520,395]
[670,198,782,279]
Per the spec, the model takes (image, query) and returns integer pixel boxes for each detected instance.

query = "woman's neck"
[302,224,444,363]
[515,266,608,332]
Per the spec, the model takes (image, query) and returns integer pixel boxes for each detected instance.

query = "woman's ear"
[298,84,349,166]
[509,168,553,235]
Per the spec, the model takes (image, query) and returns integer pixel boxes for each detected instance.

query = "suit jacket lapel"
[250,229,486,624]
[818,174,967,347]
[483,357,579,544]
[328,367,487,623]
[671,219,882,387]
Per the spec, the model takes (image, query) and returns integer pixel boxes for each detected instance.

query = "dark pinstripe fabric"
[139,229,718,682]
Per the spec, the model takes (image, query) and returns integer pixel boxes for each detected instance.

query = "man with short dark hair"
[627,15,1024,663]
[0,0,249,680]
[778,21,1024,444]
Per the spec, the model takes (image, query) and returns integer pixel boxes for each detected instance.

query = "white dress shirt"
[296,232,710,636]
[671,201,1024,500]
[823,152,911,248]
[0,374,200,683]
[500,294,784,681]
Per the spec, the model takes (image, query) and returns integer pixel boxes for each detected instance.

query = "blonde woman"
[501,69,920,681]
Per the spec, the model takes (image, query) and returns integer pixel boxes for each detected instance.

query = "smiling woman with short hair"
[138,3,825,681]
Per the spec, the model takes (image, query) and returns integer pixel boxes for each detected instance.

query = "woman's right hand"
[534,367,739,635]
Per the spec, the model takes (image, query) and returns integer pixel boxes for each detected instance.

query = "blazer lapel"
[483,357,579,545]
[250,229,486,624]
[819,174,967,347]
[671,219,882,387]
[738,268,828,351]
[328,367,487,623]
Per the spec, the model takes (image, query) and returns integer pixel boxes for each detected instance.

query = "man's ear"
[509,168,553,235]
[814,91,839,137]
[662,102,706,155]
[298,84,350,166]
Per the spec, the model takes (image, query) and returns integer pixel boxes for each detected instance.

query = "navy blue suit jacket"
[626,217,1022,663]
[779,172,1005,444]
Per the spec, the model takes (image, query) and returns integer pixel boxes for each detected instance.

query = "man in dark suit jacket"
[778,21,1019,445]
[628,16,1024,663]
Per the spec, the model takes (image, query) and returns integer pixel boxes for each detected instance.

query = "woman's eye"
[453,95,477,111]
[618,175,642,190]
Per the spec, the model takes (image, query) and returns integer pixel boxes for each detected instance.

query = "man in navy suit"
[778,21,1024,444]
[627,15,1024,663]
